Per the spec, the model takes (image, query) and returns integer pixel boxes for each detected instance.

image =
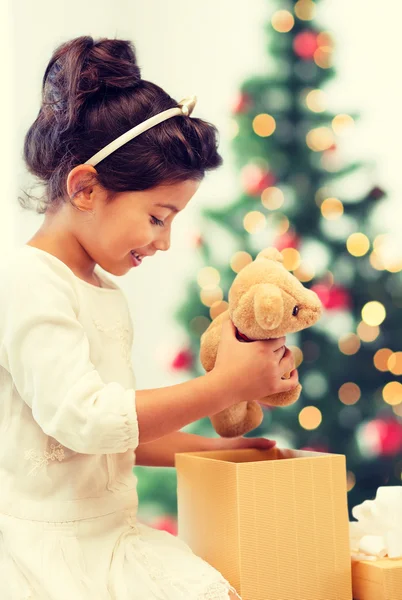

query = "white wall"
[4,0,402,389]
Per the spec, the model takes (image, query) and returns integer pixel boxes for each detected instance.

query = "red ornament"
[171,349,193,371]
[232,92,252,114]
[151,516,178,536]
[293,31,319,60]
[310,283,351,311]
[241,165,276,196]
[274,230,300,251]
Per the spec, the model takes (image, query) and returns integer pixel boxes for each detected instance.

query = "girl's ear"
[67,165,98,212]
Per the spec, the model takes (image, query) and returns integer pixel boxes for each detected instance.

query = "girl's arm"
[135,431,214,467]
[135,372,235,445]
[135,430,277,467]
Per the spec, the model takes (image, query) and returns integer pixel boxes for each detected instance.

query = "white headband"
[84,95,197,167]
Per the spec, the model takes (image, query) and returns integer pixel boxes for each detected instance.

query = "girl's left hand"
[211,436,276,451]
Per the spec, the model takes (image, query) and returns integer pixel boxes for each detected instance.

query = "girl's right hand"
[214,319,298,404]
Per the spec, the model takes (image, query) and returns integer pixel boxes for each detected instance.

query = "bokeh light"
[261,186,284,210]
[339,382,361,405]
[357,321,380,343]
[320,197,344,220]
[230,251,253,273]
[210,300,229,320]
[338,333,361,355]
[281,248,301,271]
[294,261,316,282]
[200,287,223,307]
[243,211,267,234]
[295,0,316,21]
[361,301,386,326]
[288,345,304,368]
[373,348,393,372]
[271,10,295,33]
[305,88,327,112]
[347,471,356,492]
[276,215,290,235]
[253,113,276,137]
[314,46,333,69]
[299,406,322,430]
[388,352,402,375]
[382,381,402,406]
[197,266,220,289]
[346,233,370,257]
[306,127,335,151]
[189,315,210,336]
[332,114,355,135]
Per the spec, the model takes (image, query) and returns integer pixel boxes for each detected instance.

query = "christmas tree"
[137,0,402,525]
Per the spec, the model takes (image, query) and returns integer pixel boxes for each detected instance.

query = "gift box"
[176,447,352,600]
[349,486,402,600]
[352,558,402,600]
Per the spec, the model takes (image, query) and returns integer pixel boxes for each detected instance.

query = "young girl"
[0,36,298,599]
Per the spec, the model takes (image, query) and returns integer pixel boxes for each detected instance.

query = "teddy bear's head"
[228,247,322,340]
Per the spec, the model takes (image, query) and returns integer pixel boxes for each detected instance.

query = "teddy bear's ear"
[256,247,284,263]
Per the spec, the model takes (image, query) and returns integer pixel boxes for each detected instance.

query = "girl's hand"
[211,436,276,452]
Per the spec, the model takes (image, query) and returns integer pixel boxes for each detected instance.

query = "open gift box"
[352,557,402,600]
[176,447,352,600]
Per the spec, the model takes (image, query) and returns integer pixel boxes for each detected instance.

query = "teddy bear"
[199,247,323,438]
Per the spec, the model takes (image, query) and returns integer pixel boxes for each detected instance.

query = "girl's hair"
[21,36,223,213]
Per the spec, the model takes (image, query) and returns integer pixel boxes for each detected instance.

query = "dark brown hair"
[21,36,223,213]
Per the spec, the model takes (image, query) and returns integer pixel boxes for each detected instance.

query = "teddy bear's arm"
[199,310,230,372]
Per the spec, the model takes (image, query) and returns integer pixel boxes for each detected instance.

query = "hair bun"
[42,36,141,129]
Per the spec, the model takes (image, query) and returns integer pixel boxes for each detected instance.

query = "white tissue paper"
[349,486,402,561]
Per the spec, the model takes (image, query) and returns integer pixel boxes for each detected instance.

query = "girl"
[0,36,298,599]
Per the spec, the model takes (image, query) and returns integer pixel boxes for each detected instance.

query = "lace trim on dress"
[24,443,65,476]
[92,318,132,366]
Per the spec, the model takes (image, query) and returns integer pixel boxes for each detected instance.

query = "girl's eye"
[150,216,165,227]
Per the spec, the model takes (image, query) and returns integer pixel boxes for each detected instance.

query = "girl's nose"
[154,229,171,252]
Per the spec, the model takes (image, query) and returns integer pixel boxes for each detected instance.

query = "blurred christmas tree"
[137,0,402,522]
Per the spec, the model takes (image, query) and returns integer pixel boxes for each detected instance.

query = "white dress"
[0,246,240,600]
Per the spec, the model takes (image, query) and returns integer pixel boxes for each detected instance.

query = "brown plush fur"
[200,247,322,437]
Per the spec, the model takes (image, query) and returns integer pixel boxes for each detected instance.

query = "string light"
[338,333,361,355]
[210,300,229,320]
[357,321,380,342]
[339,382,361,405]
[253,113,276,137]
[346,233,370,257]
[197,267,220,289]
[299,406,322,430]
[382,381,402,406]
[271,10,295,33]
[230,251,253,273]
[388,352,402,375]
[362,301,386,326]
[305,88,327,112]
[281,248,301,271]
[261,186,284,210]
[370,251,385,271]
[321,197,344,220]
[373,348,393,371]
[294,0,316,21]
[243,211,266,234]
[306,127,335,152]
[332,114,355,135]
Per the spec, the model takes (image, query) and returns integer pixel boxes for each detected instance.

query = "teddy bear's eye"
[293,306,299,316]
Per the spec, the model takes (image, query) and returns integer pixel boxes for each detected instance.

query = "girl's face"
[67,166,201,276]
